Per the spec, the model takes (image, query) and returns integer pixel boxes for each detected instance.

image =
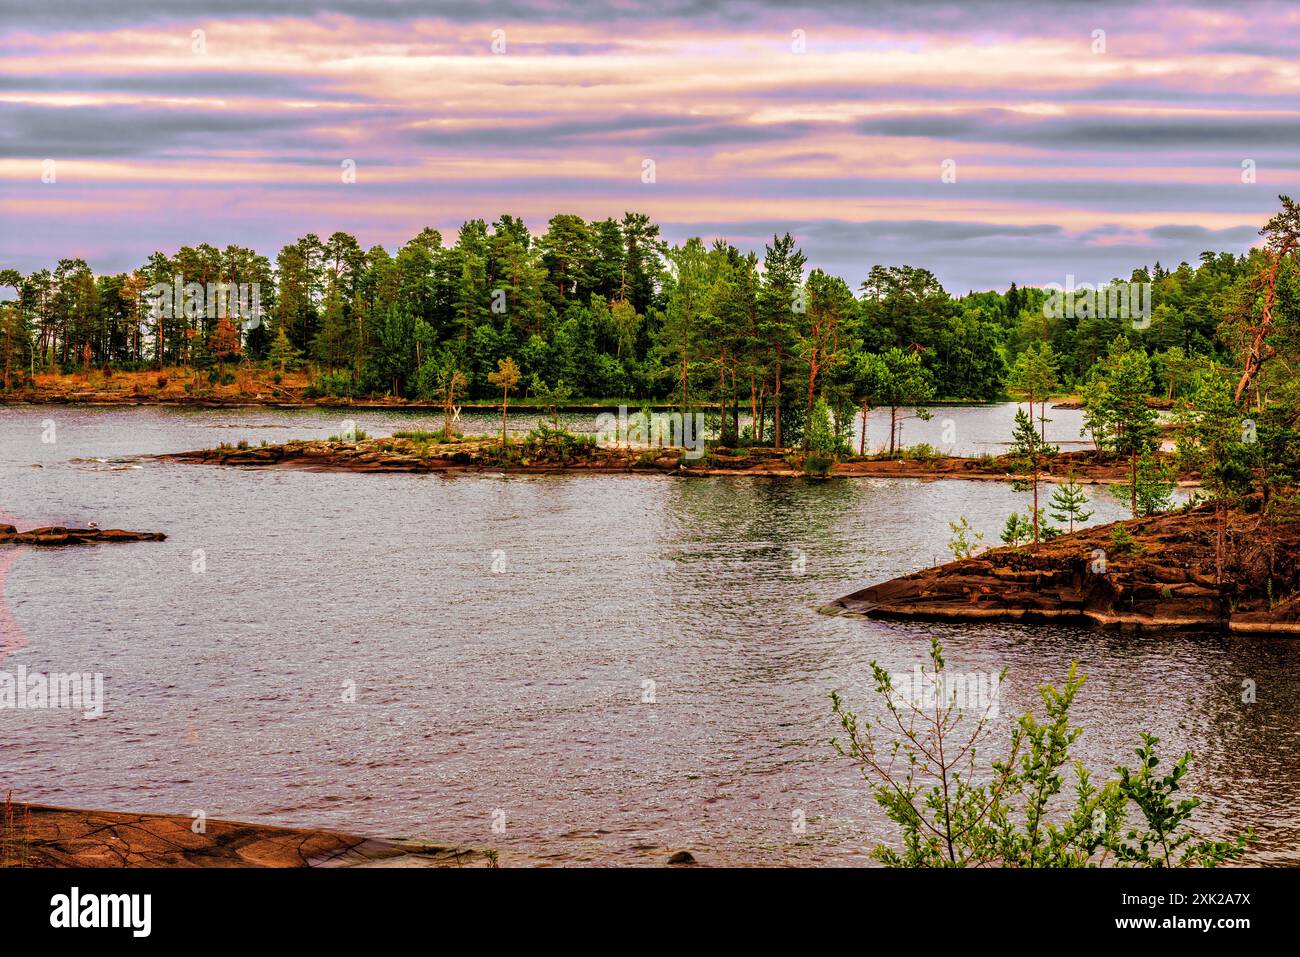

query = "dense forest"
[0,203,1295,454]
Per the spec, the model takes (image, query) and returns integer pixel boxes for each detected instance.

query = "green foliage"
[1111,735,1254,866]
[1001,511,1034,547]
[1007,406,1058,544]
[1049,475,1094,533]
[803,452,834,478]
[947,516,984,560]
[1121,451,1177,517]
[852,347,936,454]
[1083,336,1162,517]
[307,368,357,398]
[900,442,940,462]
[830,639,1253,867]
[1109,523,1143,555]
[531,375,574,430]
[520,424,597,465]
[804,397,837,455]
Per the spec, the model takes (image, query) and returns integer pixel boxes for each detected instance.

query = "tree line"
[0,206,1291,452]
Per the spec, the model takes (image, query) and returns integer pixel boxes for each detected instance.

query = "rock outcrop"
[0,525,165,545]
[159,436,1173,483]
[826,504,1300,634]
[0,802,488,868]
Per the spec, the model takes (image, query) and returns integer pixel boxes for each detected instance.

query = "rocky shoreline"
[158,434,1187,484]
[826,503,1300,634]
[0,802,488,868]
[0,525,165,546]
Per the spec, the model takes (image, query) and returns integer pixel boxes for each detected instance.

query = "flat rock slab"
[0,526,165,546]
[1,803,487,868]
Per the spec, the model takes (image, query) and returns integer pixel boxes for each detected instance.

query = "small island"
[157,429,1185,484]
[827,501,1300,635]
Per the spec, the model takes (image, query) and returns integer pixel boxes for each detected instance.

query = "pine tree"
[1089,337,1160,518]
[1001,512,1033,548]
[1049,474,1094,534]
[531,374,572,431]
[267,326,300,375]
[1131,452,1176,517]
[313,281,351,371]
[799,270,855,451]
[488,356,521,446]
[1009,407,1056,544]
[758,233,806,448]
[1009,341,1058,442]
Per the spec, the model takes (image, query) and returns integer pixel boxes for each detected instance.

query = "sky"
[2,0,1299,292]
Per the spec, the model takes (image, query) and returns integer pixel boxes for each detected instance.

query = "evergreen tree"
[1009,407,1057,544]
[267,326,301,375]
[1048,474,1094,534]
[1086,336,1161,517]
[758,233,806,448]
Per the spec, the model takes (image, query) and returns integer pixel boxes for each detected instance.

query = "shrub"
[947,517,984,560]
[306,369,356,398]
[901,442,941,462]
[1001,511,1034,547]
[393,429,452,443]
[803,452,834,478]
[1109,523,1143,555]
[830,638,1254,867]
[520,425,597,465]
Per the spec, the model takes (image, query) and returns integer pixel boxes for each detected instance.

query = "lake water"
[0,403,1295,865]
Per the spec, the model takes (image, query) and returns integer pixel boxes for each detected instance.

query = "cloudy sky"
[2,0,1298,291]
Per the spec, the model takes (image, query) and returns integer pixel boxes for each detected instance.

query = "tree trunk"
[889,406,899,455]
[859,403,869,456]
[803,363,817,451]
[1130,452,1138,518]
[773,360,783,449]
[1031,463,1040,545]
[749,376,757,444]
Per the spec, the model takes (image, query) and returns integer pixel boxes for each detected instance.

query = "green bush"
[306,369,356,398]
[901,442,941,462]
[803,451,834,478]
[520,425,597,464]
[831,638,1254,867]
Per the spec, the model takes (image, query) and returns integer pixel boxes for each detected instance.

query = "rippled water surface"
[1,404,1296,865]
